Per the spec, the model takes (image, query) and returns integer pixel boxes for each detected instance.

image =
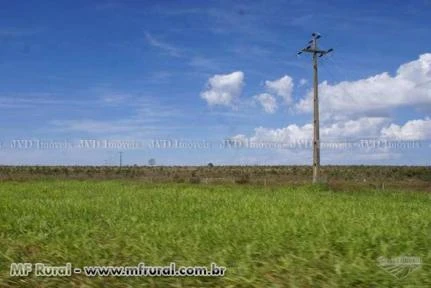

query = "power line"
[297,33,333,184]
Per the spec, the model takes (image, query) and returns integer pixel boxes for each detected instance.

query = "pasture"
[1,175,430,287]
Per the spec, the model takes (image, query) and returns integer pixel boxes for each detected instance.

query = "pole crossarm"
[297,33,333,56]
[296,32,333,184]
[299,48,333,56]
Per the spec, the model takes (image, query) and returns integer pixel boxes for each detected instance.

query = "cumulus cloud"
[265,75,294,104]
[232,116,431,148]
[381,117,431,140]
[200,71,244,107]
[253,93,277,113]
[252,75,294,113]
[295,53,431,120]
[250,123,313,143]
[231,117,392,148]
[321,117,389,139]
[231,124,308,146]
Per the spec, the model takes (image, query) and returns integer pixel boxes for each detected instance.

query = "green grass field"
[1,180,430,287]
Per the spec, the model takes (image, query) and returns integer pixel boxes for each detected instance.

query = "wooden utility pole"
[119,151,123,168]
[297,33,333,183]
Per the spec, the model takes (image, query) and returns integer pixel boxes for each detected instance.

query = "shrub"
[189,176,201,184]
[235,174,250,184]
[173,174,185,183]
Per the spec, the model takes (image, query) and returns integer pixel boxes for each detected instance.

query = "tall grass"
[0,180,430,287]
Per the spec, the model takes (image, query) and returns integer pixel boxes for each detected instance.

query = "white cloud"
[231,123,312,145]
[233,117,390,145]
[253,93,277,113]
[299,78,308,86]
[200,71,244,107]
[321,117,388,139]
[296,53,431,120]
[144,32,181,57]
[251,123,312,143]
[265,75,294,104]
[381,117,431,140]
[231,116,429,165]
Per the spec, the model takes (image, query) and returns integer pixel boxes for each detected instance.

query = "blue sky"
[0,0,430,165]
